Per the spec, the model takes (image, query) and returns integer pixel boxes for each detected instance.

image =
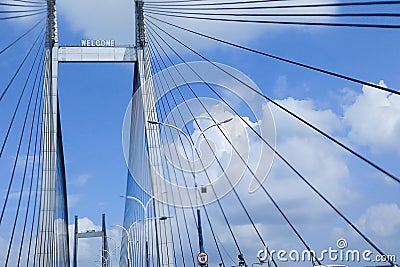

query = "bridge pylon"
[36,1,70,266]
[120,1,174,266]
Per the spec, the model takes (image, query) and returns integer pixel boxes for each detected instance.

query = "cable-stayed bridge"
[0,0,399,266]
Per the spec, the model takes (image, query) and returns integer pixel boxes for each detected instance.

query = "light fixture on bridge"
[148,117,233,127]
[147,117,234,267]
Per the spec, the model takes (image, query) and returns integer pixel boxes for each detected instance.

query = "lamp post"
[99,250,112,267]
[106,236,119,267]
[99,249,112,267]
[148,117,233,266]
[120,194,169,267]
[145,215,172,267]
[114,221,140,267]
[114,225,131,267]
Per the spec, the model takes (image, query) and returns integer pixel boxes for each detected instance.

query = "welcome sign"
[80,39,116,47]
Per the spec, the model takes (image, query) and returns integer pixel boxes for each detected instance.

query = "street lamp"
[148,117,233,266]
[113,224,131,267]
[94,255,110,267]
[145,215,173,266]
[148,117,233,191]
[106,236,119,267]
[106,236,119,264]
[99,250,112,267]
[120,193,169,267]
[113,221,140,267]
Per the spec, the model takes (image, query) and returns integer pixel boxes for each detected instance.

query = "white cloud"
[145,0,339,50]
[179,93,364,265]
[6,190,38,200]
[331,203,400,262]
[0,236,10,265]
[343,81,400,154]
[72,174,90,186]
[269,135,352,205]
[56,0,338,48]
[76,174,90,185]
[272,97,342,138]
[57,0,134,44]
[16,155,37,169]
[157,78,354,227]
[223,96,354,222]
[357,203,400,238]
[164,92,353,220]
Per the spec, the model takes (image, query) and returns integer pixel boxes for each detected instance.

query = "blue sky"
[1,0,400,266]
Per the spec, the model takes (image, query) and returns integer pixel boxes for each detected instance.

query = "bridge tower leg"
[130,1,174,266]
[36,1,70,266]
[73,216,78,267]
[102,213,109,267]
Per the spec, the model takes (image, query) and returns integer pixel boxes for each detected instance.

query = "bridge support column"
[127,1,174,266]
[36,1,70,266]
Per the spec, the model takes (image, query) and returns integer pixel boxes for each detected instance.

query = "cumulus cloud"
[72,174,91,186]
[7,190,38,200]
[146,0,338,49]
[163,92,352,232]
[16,155,38,170]
[166,82,398,266]
[343,81,400,154]
[226,96,353,218]
[0,236,12,265]
[272,97,343,138]
[357,203,400,238]
[331,203,400,261]
[57,0,134,44]
[57,0,338,48]
[151,70,364,260]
